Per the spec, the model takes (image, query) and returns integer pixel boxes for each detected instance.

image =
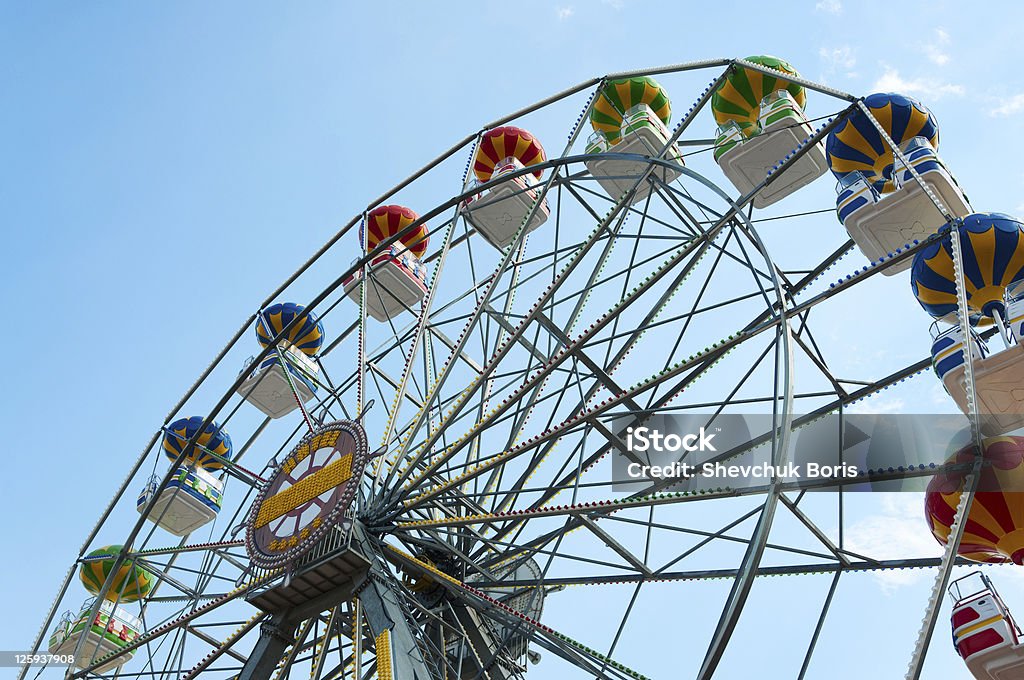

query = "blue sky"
[5,1,1024,678]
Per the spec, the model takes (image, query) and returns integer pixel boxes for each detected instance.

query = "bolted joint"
[258,621,294,644]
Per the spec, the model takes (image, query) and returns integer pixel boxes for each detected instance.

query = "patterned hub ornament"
[245,420,368,568]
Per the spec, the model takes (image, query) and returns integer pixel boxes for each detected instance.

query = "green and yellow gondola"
[711,55,806,128]
[79,545,154,602]
[590,76,671,145]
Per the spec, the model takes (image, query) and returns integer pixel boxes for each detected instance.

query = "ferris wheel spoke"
[389,224,730,510]
[462,556,966,589]
[727,222,777,305]
[777,493,861,567]
[401,526,641,576]
[644,332,775,415]
[470,502,769,579]
[179,614,262,679]
[383,121,701,497]
[791,321,849,397]
[394,319,782,518]
[464,240,534,479]
[372,204,465,460]
[617,507,844,569]
[661,234,743,374]
[557,179,615,225]
[542,235,691,318]
[395,214,618,493]
[480,264,762,519]
[480,229,871,541]
[792,309,830,360]
[549,225,738,387]
[386,153,589,487]
[387,544,653,680]
[470,321,608,488]
[457,338,793,569]
[595,581,647,679]
[648,181,723,242]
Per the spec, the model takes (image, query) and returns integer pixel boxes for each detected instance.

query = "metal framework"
[25,58,984,680]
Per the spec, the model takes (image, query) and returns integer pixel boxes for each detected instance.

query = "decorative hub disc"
[245,420,368,568]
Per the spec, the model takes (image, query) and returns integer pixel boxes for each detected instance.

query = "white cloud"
[815,0,842,14]
[872,66,965,100]
[844,493,943,593]
[846,397,906,415]
[924,28,951,66]
[989,562,1024,590]
[818,46,858,82]
[924,50,949,67]
[992,93,1024,117]
[601,0,624,8]
[556,5,574,19]
[820,46,856,70]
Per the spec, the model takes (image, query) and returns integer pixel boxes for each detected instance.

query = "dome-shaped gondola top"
[826,92,939,194]
[711,55,806,128]
[255,302,325,357]
[911,213,1024,324]
[161,416,233,471]
[362,204,429,259]
[590,76,672,145]
[472,126,546,182]
[79,545,155,602]
[926,436,1024,564]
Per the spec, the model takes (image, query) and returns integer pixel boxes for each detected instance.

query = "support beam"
[238,615,297,680]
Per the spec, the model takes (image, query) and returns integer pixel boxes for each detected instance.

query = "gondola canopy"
[161,416,233,471]
[911,213,1024,323]
[472,126,547,182]
[826,92,939,194]
[590,76,672,145]
[255,302,325,357]
[711,55,806,128]
[79,545,155,602]
[363,204,429,258]
[926,436,1024,564]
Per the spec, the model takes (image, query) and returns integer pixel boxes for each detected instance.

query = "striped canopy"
[711,55,806,127]
[364,204,429,258]
[590,76,671,144]
[256,302,324,356]
[826,92,939,194]
[472,126,546,182]
[926,436,1024,564]
[911,213,1024,323]
[162,416,233,471]
[79,545,155,602]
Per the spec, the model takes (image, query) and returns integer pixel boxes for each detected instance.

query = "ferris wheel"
[26,56,1024,680]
